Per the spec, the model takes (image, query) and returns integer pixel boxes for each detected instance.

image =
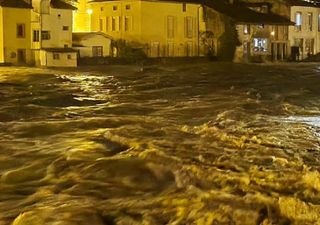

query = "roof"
[72,32,113,42]
[90,0,294,25]
[42,48,78,52]
[0,0,33,8]
[287,0,320,7]
[50,0,77,10]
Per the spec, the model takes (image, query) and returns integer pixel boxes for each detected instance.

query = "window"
[113,5,117,11]
[307,12,313,31]
[261,5,268,13]
[53,53,60,60]
[17,24,25,38]
[63,26,69,31]
[41,31,50,40]
[318,14,320,31]
[64,44,68,48]
[305,38,314,54]
[253,38,268,52]
[295,12,302,31]
[126,4,130,10]
[101,7,104,11]
[106,17,109,31]
[167,16,174,38]
[33,30,39,42]
[99,18,103,31]
[124,17,130,31]
[67,54,72,59]
[92,46,103,57]
[243,24,250,34]
[112,17,116,31]
[111,17,120,31]
[182,3,186,12]
[58,14,61,19]
[185,16,193,38]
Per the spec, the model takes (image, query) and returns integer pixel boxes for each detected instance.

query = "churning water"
[1,63,320,225]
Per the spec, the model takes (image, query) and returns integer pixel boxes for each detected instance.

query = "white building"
[289,0,320,60]
[72,32,112,58]
[31,0,78,67]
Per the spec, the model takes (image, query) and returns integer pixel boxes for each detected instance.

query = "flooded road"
[1,63,320,225]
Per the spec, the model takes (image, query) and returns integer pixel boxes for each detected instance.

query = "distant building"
[31,0,78,67]
[232,1,294,62]
[86,0,205,57]
[288,0,320,60]
[73,0,293,61]
[0,0,33,65]
[72,32,112,57]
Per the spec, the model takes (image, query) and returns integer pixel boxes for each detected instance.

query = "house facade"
[0,0,33,65]
[288,1,320,60]
[87,0,205,57]
[233,1,293,62]
[31,0,78,67]
[72,32,112,57]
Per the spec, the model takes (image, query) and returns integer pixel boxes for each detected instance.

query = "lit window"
[126,5,130,10]
[33,30,39,42]
[308,12,313,31]
[41,31,50,40]
[253,38,268,52]
[63,26,69,31]
[243,25,250,34]
[53,53,60,60]
[92,46,103,57]
[113,6,117,11]
[295,12,302,31]
[17,24,25,38]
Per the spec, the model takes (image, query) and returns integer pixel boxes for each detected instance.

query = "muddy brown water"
[1,63,320,225]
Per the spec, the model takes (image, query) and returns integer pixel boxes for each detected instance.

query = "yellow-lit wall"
[40,50,77,67]
[73,0,92,31]
[2,7,32,65]
[88,0,202,57]
[0,8,4,63]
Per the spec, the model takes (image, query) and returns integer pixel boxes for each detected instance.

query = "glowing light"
[271,31,275,36]
[87,9,93,14]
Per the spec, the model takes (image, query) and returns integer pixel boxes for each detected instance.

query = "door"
[17,49,26,64]
[150,42,160,57]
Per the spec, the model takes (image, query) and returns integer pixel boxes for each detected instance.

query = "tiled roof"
[72,32,113,42]
[90,0,294,25]
[287,0,320,7]
[42,48,78,52]
[0,0,33,9]
[51,0,77,10]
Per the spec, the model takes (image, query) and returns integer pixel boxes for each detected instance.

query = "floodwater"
[1,63,320,225]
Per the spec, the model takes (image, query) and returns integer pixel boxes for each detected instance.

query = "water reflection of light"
[286,116,320,127]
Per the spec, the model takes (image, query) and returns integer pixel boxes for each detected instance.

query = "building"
[230,1,294,62]
[31,0,78,67]
[72,32,112,57]
[288,0,320,60]
[86,0,205,57]
[0,0,33,65]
